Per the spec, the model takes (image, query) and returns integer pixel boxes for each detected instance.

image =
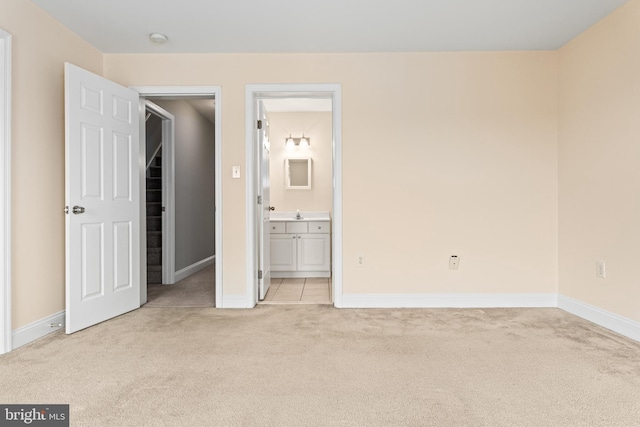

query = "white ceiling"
[31,0,629,53]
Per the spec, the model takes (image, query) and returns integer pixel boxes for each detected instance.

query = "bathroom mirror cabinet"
[286,158,312,189]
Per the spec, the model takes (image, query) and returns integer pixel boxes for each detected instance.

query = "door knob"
[268,206,275,211]
[72,206,85,215]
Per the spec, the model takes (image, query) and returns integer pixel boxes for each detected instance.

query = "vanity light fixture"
[149,33,169,44]
[284,134,311,148]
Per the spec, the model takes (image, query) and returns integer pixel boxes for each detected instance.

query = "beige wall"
[0,0,103,328]
[268,112,333,215]
[104,52,559,297]
[558,0,640,322]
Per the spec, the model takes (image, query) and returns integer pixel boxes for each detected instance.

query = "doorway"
[261,99,334,304]
[143,97,215,307]
[245,84,343,308]
[133,86,222,308]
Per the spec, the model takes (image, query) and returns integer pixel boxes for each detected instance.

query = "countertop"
[270,211,331,222]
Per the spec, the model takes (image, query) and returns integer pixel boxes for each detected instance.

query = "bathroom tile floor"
[261,277,332,304]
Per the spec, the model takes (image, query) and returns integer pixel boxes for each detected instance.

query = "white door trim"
[245,84,343,308]
[131,86,222,308]
[144,100,176,287]
[0,29,12,353]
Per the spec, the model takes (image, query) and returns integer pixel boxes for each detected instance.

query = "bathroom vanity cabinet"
[270,219,331,278]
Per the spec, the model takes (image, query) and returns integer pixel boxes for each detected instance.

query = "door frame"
[131,86,222,308]
[144,100,176,286]
[245,84,343,307]
[0,29,11,354]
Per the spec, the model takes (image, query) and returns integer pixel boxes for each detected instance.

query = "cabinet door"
[297,234,330,272]
[270,234,297,271]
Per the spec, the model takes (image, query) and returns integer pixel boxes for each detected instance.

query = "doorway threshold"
[259,301,333,306]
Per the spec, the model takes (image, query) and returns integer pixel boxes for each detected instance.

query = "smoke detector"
[149,33,169,45]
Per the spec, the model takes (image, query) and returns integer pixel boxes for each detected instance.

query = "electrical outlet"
[596,261,606,279]
[232,166,241,179]
[357,253,365,267]
[449,255,459,270]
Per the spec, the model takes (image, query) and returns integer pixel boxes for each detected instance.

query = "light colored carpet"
[1,306,640,426]
[145,264,215,307]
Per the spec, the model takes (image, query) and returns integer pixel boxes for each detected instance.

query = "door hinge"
[258,270,263,280]
[257,120,262,130]
[257,195,262,205]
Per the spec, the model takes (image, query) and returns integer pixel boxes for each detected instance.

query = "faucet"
[296,210,302,220]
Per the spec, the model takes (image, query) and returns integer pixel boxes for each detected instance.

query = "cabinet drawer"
[270,222,286,233]
[308,221,330,234]
[286,221,308,234]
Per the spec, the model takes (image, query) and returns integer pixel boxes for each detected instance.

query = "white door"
[65,63,140,334]
[258,100,271,299]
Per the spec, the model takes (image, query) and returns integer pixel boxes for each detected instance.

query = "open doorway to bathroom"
[246,84,343,308]
[261,98,334,304]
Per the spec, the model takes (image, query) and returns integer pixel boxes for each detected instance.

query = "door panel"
[297,234,331,271]
[113,132,132,200]
[113,221,132,290]
[65,63,140,334]
[258,101,271,299]
[270,234,297,271]
[80,124,103,198]
[81,223,103,299]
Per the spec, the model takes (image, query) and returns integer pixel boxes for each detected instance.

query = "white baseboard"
[558,295,640,342]
[174,255,215,282]
[341,293,558,308]
[12,310,64,350]
[221,295,253,308]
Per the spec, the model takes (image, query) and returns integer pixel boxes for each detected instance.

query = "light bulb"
[299,137,309,148]
[285,135,295,148]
